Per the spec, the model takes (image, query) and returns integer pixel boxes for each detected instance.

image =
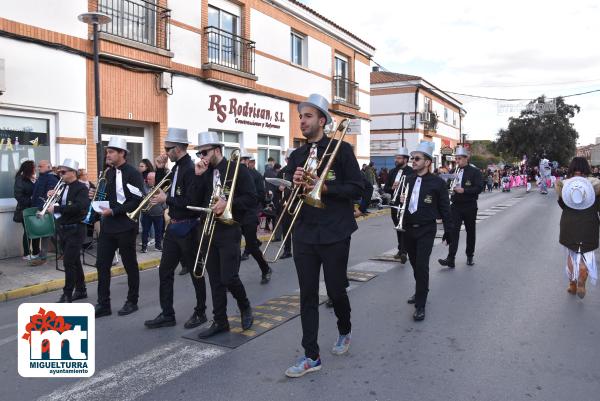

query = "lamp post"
[78,12,111,176]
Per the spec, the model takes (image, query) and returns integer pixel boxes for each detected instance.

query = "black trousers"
[96,228,139,307]
[448,204,477,258]
[390,210,406,253]
[404,222,437,308]
[59,224,86,295]
[158,225,206,317]
[205,226,250,324]
[293,237,352,360]
[275,212,292,254]
[241,222,269,274]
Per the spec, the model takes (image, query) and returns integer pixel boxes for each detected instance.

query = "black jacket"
[101,163,144,234]
[385,165,414,204]
[286,135,363,245]
[450,164,484,206]
[55,180,90,225]
[14,175,35,210]
[404,172,453,234]
[249,167,265,205]
[165,154,203,220]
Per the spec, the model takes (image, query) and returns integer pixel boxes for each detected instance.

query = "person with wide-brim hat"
[144,128,210,330]
[384,145,414,263]
[93,136,145,318]
[556,156,600,298]
[401,141,453,322]
[192,131,255,338]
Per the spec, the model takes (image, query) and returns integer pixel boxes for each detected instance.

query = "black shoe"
[95,304,112,318]
[326,298,334,308]
[179,266,190,276]
[141,246,147,253]
[240,307,254,330]
[240,252,250,261]
[407,295,416,304]
[393,251,402,260]
[58,293,72,303]
[118,301,139,316]
[399,252,408,264]
[144,313,176,329]
[438,257,455,268]
[413,306,425,321]
[197,321,230,338]
[155,246,162,252]
[260,267,272,284]
[466,256,474,266]
[280,251,292,259]
[72,290,87,301]
[184,311,207,329]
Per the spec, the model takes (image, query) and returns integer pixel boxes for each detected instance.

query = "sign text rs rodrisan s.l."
[208,94,286,129]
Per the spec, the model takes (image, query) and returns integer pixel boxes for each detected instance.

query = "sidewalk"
[0,208,388,302]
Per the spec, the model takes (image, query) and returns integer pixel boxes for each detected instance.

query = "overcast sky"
[302,0,600,146]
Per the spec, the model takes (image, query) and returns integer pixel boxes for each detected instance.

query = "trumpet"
[393,174,410,232]
[190,148,241,278]
[83,168,108,224]
[37,177,66,217]
[126,172,172,222]
[262,119,350,262]
[449,167,463,196]
[391,170,404,204]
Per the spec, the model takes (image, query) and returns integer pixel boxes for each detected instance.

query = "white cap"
[410,141,435,159]
[106,137,128,153]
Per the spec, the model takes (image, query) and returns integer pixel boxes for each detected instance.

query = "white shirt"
[408,177,422,214]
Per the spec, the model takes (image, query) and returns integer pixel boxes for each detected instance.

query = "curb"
[0,210,389,303]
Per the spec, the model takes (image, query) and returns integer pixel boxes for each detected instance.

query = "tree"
[493,96,579,166]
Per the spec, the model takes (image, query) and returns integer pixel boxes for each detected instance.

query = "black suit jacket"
[451,164,484,206]
[55,180,90,225]
[101,163,144,234]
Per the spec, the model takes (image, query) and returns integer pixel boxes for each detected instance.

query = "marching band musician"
[193,131,254,338]
[92,137,144,318]
[144,128,208,330]
[45,159,90,303]
[239,153,273,283]
[438,146,483,268]
[284,94,363,378]
[275,148,295,259]
[384,146,414,263]
[401,142,453,321]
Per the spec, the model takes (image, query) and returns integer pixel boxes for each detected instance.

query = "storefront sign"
[346,119,361,135]
[441,146,453,155]
[208,94,287,130]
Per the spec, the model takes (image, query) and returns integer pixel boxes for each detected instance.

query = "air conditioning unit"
[420,112,430,122]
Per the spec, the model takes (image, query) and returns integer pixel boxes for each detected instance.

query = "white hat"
[106,136,128,153]
[285,148,296,158]
[298,94,332,125]
[58,158,79,172]
[396,146,410,157]
[165,127,190,144]
[240,152,253,160]
[455,146,469,157]
[196,131,222,148]
[562,177,595,210]
[411,141,435,159]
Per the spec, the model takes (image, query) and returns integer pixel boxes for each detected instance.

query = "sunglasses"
[196,147,216,157]
[164,145,176,152]
[410,157,424,161]
[58,170,69,175]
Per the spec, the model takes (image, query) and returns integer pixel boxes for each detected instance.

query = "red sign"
[208,94,286,129]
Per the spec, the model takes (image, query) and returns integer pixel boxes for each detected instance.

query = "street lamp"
[78,12,112,176]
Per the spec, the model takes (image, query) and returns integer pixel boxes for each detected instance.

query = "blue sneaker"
[331,331,351,355]
[285,356,322,378]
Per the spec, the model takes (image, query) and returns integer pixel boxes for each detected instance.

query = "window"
[0,115,51,199]
[444,108,449,122]
[257,134,282,173]
[209,129,241,159]
[293,138,306,149]
[208,5,239,67]
[453,112,457,126]
[291,32,306,66]
[334,55,350,101]
[424,97,432,112]
[101,125,145,168]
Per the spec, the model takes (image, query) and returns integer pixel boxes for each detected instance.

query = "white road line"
[38,340,225,401]
[0,335,16,347]
[0,322,15,330]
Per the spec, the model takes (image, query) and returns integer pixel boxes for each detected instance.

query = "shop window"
[257,134,282,173]
[0,115,51,199]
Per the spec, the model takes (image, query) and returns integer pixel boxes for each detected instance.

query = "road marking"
[0,335,16,347]
[0,322,15,330]
[38,340,225,401]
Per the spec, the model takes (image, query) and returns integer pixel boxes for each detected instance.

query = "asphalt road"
[1,187,599,401]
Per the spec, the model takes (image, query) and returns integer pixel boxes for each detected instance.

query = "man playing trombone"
[192,131,254,338]
[284,94,363,378]
[384,146,413,263]
[144,128,208,330]
[44,159,90,303]
[438,145,483,268]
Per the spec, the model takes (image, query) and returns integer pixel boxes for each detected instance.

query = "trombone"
[83,168,108,224]
[262,119,350,262]
[189,148,241,278]
[449,167,463,197]
[37,177,66,217]
[390,170,404,204]
[126,172,172,222]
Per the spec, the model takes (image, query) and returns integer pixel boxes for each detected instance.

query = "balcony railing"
[205,26,255,75]
[98,0,171,51]
[333,76,359,107]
